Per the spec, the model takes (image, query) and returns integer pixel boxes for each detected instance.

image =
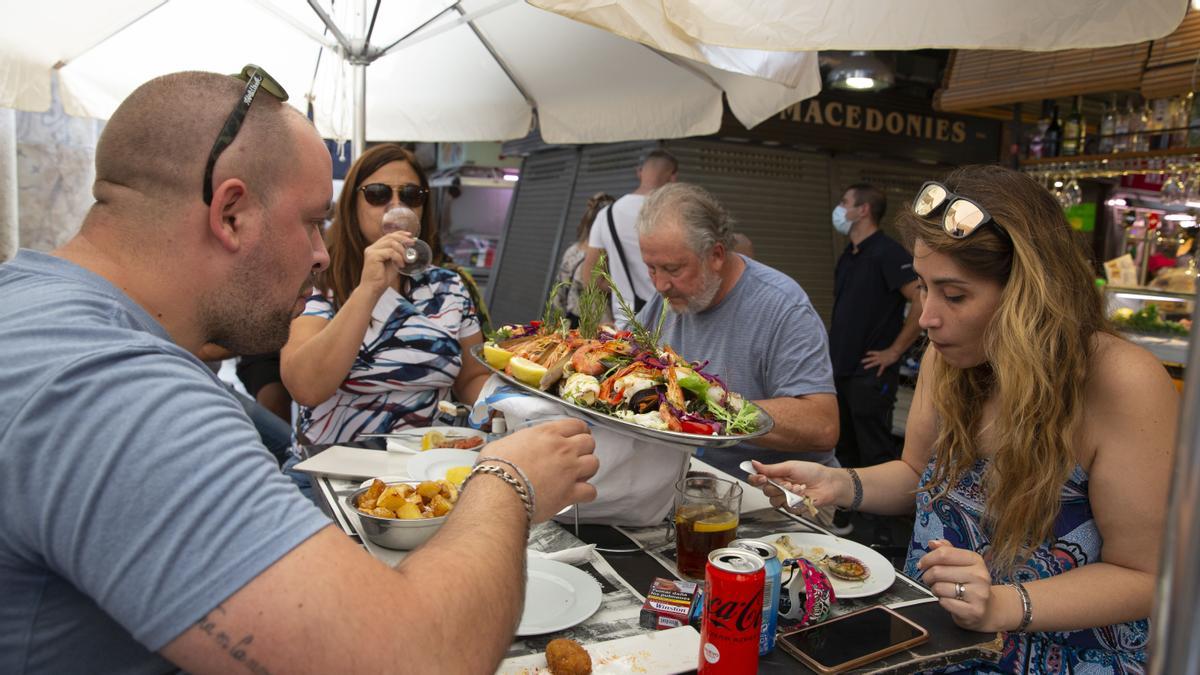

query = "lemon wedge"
[483,343,514,370]
[507,356,547,387]
[421,430,446,451]
[444,465,472,487]
[693,512,738,533]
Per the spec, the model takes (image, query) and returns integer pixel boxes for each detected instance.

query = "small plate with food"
[760,532,896,599]
[382,426,487,453]
[404,449,480,485]
[497,626,700,674]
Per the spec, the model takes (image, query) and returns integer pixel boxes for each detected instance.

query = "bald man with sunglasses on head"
[0,69,598,674]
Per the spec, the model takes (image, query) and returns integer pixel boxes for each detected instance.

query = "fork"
[739,460,808,511]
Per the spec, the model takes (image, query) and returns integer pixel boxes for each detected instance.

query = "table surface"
[301,440,1002,674]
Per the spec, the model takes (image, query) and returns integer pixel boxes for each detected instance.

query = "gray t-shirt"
[0,250,330,673]
[636,256,838,475]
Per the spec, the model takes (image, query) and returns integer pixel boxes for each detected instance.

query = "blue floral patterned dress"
[904,458,1149,674]
[297,267,480,444]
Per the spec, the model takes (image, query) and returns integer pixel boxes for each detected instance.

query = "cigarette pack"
[639,577,700,631]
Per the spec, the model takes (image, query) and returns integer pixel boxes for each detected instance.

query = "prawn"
[570,341,609,376]
[658,401,683,432]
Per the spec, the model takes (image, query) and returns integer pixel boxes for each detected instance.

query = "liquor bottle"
[1134,100,1152,152]
[1113,97,1131,153]
[1170,95,1189,148]
[1098,94,1117,153]
[1189,92,1200,147]
[1150,97,1171,150]
[1044,102,1062,157]
[1062,96,1084,156]
[1028,101,1051,159]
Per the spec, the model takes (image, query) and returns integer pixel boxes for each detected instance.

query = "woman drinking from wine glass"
[281,144,491,445]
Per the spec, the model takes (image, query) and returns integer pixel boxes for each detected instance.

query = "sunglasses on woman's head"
[912,181,1003,240]
[359,183,429,208]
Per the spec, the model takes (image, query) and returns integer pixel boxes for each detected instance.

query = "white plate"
[517,558,602,636]
[496,626,700,674]
[292,446,410,481]
[759,532,896,599]
[384,426,487,453]
[404,449,481,482]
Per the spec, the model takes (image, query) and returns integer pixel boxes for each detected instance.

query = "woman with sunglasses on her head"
[280,143,493,445]
[751,165,1176,673]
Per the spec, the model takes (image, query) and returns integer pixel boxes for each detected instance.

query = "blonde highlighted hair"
[897,165,1110,572]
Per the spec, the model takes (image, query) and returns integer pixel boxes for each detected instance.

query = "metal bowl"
[346,481,449,550]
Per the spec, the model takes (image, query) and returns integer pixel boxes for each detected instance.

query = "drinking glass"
[673,476,742,579]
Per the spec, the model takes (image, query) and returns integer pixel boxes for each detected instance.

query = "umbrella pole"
[353,63,366,160]
[1150,291,1200,675]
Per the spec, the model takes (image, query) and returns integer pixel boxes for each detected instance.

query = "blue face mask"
[832,205,853,235]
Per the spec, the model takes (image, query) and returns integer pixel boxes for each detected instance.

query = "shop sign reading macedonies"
[717,91,1002,165]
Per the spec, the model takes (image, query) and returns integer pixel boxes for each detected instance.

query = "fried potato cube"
[370,507,396,519]
[416,480,441,499]
[395,502,422,520]
[362,479,386,504]
[546,638,592,675]
[376,486,409,512]
[430,494,453,517]
[358,498,377,511]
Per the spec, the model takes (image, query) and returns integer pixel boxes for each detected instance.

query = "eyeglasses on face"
[202,64,289,206]
[358,183,429,208]
[911,181,1016,241]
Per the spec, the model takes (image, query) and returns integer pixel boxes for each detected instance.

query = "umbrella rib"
[375,2,460,57]
[377,0,518,55]
[55,0,172,68]
[306,0,354,53]
[248,0,338,50]
[644,46,721,91]
[453,3,536,109]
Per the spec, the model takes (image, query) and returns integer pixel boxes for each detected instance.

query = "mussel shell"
[628,386,663,414]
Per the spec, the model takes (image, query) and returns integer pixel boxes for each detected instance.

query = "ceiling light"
[502,174,519,182]
[826,51,894,92]
[1106,198,1127,207]
[1164,213,1194,221]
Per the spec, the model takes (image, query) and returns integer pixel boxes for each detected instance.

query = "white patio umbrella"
[0,0,821,154]
[534,0,1188,54]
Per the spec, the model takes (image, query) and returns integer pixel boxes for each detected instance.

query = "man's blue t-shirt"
[0,250,331,673]
[636,256,838,476]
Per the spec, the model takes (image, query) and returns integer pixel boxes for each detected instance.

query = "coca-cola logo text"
[706,588,763,633]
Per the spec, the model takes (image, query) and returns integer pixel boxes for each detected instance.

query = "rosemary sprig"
[541,281,569,335]
[577,254,609,340]
[595,264,664,351]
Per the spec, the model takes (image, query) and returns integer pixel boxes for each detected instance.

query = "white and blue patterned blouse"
[297,267,481,445]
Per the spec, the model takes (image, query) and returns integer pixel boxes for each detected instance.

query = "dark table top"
[302,441,1002,673]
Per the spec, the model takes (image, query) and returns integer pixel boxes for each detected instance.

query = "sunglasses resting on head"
[359,183,430,208]
[912,181,1007,240]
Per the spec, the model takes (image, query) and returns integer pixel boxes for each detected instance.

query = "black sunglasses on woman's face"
[359,183,429,208]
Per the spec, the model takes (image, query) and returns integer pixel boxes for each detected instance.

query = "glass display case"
[1105,284,1192,388]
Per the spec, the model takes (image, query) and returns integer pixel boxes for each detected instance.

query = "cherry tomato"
[680,420,715,435]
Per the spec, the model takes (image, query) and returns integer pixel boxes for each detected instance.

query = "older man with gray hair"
[635,183,841,514]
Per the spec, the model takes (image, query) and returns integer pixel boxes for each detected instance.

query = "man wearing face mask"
[829,184,922,483]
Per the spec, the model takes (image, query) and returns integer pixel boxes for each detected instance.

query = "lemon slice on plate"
[507,356,547,387]
[420,430,446,451]
[444,465,472,487]
[483,343,514,369]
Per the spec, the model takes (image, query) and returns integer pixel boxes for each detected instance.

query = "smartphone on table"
[777,604,929,674]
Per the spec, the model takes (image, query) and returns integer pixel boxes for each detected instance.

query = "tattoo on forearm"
[194,606,272,675]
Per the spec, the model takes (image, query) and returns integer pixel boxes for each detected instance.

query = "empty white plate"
[517,558,602,636]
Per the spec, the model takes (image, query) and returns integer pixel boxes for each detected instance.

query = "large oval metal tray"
[469,343,773,449]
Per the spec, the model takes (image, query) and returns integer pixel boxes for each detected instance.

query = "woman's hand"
[917,540,1013,632]
[747,460,847,510]
[359,231,417,296]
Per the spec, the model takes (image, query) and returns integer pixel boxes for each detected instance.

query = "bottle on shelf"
[1113,97,1132,153]
[1028,100,1051,159]
[1044,101,1062,158]
[1062,95,1084,156]
[1170,95,1190,148]
[1188,92,1200,147]
[1150,97,1171,150]
[1098,94,1118,154]
[1134,99,1152,152]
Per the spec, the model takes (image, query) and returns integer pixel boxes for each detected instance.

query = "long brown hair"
[897,165,1110,572]
[319,143,434,309]
[578,192,615,246]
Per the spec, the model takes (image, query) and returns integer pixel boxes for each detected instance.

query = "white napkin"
[471,375,690,527]
[527,544,597,566]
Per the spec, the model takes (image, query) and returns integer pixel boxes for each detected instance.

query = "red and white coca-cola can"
[699,547,764,674]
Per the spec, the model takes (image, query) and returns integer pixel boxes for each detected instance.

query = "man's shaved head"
[94,70,301,212]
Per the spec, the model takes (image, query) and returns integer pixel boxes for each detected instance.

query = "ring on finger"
[953,582,965,600]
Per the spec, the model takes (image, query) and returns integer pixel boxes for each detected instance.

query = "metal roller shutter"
[487,148,580,326]
[554,142,651,262]
[663,139,837,322]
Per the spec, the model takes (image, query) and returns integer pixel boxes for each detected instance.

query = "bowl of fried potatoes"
[347,478,460,550]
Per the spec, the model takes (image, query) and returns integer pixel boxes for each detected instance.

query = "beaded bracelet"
[462,464,534,524]
[843,467,864,512]
[476,455,536,521]
[1008,581,1033,632]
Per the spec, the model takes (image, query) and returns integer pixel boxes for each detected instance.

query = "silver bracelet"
[1008,581,1033,632]
[476,455,536,519]
[462,464,534,524]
